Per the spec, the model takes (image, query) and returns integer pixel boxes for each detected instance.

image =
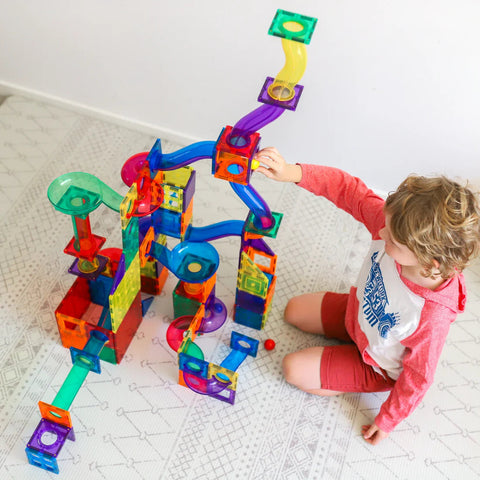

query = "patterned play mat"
[1,96,479,479]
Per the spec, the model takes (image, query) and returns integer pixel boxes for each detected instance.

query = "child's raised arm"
[255,147,303,183]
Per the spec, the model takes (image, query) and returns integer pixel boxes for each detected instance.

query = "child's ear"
[432,259,442,276]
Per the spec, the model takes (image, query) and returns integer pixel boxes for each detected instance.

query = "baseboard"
[4,82,471,198]
[0,81,201,146]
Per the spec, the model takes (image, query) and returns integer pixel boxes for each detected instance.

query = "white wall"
[1,1,479,192]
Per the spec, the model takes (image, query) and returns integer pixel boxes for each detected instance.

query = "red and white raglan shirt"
[297,164,466,432]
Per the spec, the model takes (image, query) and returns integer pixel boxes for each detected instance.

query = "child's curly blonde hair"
[385,175,480,279]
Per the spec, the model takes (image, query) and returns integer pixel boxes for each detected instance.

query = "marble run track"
[26,9,317,474]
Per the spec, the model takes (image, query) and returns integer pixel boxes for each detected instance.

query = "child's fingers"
[255,155,276,168]
[362,424,376,439]
[257,146,278,156]
[362,424,388,445]
[256,147,282,162]
[255,166,274,178]
[255,157,283,178]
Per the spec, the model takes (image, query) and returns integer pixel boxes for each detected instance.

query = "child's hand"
[254,147,302,183]
[361,423,389,445]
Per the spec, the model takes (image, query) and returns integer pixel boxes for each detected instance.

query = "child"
[255,147,480,445]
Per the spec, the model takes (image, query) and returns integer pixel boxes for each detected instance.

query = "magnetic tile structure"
[25,9,316,474]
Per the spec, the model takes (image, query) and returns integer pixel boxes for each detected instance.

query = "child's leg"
[284,291,351,341]
[282,346,343,396]
[283,344,395,396]
[284,291,371,396]
[284,292,327,334]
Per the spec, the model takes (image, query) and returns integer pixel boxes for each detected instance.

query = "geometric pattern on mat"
[0,96,479,479]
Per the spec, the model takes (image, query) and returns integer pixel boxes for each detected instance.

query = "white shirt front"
[355,240,425,379]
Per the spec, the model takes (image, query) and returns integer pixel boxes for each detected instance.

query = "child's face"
[379,213,419,267]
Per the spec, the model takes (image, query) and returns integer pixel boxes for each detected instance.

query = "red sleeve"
[374,302,451,432]
[297,164,385,238]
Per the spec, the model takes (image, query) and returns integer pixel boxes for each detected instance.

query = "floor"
[0,95,479,479]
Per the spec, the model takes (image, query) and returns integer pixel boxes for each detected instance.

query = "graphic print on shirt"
[363,252,400,338]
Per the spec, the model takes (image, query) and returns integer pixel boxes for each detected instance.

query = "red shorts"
[320,292,395,393]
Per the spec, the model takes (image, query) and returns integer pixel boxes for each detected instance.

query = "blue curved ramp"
[230,182,274,229]
[187,220,244,242]
[148,138,216,171]
[148,240,219,283]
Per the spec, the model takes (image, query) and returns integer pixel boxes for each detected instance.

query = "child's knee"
[282,352,301,386]
[284,292,325,332]
[284,297,301,326]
